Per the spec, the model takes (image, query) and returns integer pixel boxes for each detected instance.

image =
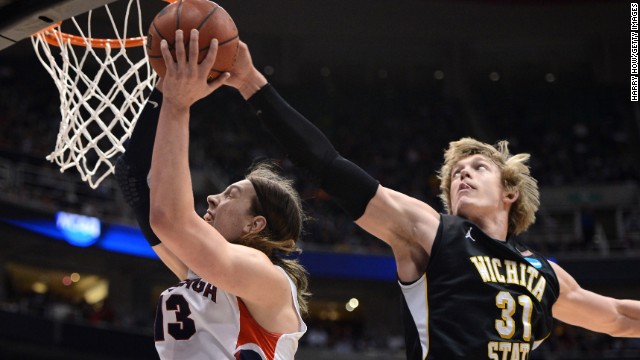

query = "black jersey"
[400,214,560,360]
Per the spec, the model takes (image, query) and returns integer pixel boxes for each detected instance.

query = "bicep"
[155,212,290,306]
[355,185,440,254]
[551,262,620,334]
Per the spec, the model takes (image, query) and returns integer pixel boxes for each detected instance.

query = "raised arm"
[551,262,640,337]
[148,30,292,310]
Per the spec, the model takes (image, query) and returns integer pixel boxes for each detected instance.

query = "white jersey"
[154,267,307,360]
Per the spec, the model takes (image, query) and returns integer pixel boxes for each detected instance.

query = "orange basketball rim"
[33,0,177,48]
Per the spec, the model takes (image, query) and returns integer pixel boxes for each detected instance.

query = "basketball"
[146,0,239,81]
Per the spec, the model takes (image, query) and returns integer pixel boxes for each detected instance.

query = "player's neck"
[467,211,509,241]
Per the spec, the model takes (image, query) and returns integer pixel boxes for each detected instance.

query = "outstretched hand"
[225,41,268,100]
[159,29,230,110]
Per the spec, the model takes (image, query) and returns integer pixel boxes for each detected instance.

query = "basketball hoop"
[31,0,160,189]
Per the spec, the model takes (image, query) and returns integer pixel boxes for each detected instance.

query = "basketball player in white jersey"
[116,30,308,359]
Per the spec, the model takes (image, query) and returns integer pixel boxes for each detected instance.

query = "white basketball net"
[31,0,157,189]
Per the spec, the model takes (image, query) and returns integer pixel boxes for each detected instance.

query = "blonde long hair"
[438,138,539,236]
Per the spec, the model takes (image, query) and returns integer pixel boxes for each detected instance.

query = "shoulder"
[548,261,577,294]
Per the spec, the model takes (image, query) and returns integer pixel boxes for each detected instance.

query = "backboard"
[0,0,117,51]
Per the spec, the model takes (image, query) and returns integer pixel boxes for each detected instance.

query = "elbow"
[150,199,194,241]
[149,206,169,235]
[608,317,639,338]
[607,323,634,338]
[149,188,194,240]
[149,203,178,239]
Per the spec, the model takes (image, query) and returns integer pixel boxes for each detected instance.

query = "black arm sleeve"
[247,84,379,220]
[114,89,163,246]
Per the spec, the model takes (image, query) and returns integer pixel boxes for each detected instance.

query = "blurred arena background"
[0,0,638,359]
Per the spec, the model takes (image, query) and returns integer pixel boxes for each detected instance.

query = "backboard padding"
[0,0,116,51]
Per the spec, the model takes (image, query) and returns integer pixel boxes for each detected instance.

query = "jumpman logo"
[465,227,476,242]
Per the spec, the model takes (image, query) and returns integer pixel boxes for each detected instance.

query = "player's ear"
[504,189,519,204]
[246,215,267,234]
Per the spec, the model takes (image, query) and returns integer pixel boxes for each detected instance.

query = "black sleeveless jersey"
[400,215,560,360]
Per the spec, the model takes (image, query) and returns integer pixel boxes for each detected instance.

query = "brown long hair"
[241,162,310,315]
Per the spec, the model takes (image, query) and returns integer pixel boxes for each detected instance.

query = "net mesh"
[31,0,157,189]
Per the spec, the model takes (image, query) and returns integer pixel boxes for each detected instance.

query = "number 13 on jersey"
[155,294,197,341]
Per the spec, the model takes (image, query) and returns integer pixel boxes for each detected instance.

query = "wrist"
[238,69,268,100]
[161,99,191,118]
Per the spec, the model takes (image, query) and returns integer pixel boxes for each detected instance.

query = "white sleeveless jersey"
[154,267,307,360]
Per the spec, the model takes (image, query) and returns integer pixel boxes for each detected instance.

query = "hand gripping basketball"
[160,29,230,107]
[147,0,239,81]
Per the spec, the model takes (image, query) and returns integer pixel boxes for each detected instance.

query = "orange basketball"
[146,0,239,81]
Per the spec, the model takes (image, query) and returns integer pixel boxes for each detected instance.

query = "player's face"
[203,179,258,242]
[449,154,509,220]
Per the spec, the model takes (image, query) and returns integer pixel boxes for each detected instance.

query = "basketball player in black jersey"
[220,41,640,359]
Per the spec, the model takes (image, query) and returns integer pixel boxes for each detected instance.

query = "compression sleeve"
[114,89,163,246]
[247,84,379,220]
